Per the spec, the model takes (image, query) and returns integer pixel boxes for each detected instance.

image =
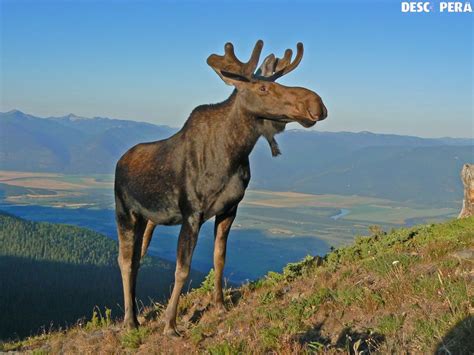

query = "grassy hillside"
[2,217,472,353]
[0,212,204,340]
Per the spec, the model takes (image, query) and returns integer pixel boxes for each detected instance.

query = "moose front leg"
[163,214,201,336]
[213,207,237,312]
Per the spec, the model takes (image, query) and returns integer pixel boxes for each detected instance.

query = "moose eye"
[259,85,267,92]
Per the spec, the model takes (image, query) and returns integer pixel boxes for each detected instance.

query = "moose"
[114,40,327,336]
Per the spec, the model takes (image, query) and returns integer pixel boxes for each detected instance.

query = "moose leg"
[163,214,201,336]
[117,213,146,329]
[213,207,237,311]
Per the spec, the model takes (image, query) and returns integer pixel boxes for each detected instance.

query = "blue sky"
[1,0,472,137]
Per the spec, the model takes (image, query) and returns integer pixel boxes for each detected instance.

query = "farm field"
[239,189,458,245]
[0,170,459,280]
[243,190,457,224]
[0,171,114,209]
[0,170,458,247]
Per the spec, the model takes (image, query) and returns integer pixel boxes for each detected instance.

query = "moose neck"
[223,90,263,158]
[183,90,264,164]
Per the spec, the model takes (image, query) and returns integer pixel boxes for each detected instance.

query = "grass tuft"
[120,327,150,349]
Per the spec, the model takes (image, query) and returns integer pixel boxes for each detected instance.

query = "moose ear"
[207,66,251,87]
[219,71,251,86]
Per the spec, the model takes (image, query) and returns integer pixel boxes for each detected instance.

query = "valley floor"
[0,170,460,282]
[3,217,473,354]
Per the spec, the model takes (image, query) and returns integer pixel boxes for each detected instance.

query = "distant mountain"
[0,110,472,206]
[249,131,473,206]
[0,211,204,340]
[0,110,175,173]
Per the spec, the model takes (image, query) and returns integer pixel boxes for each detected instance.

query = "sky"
[0,0,472,138]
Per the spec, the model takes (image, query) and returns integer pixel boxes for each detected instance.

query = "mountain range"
[1,110,472,206]
[0,110,174,174]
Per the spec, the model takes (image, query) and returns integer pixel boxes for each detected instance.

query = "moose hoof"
[163,325,181,337]
[123,317,139,330]
[214,303,227,315]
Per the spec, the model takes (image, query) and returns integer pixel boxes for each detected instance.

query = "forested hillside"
[0,212,204,340]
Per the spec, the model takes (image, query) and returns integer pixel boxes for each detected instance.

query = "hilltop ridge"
[2,217,473,353]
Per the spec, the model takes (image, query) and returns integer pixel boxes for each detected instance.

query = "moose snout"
[295,95,327,128]
[307,98,328,122]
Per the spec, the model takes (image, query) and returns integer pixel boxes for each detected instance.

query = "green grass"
[120,328,151,349]
[377,315,405,335]
[85,307,112,330]
[333,286,365,307]
[196,268,216,295]
[260,326,284,350]
[206,340,247,354]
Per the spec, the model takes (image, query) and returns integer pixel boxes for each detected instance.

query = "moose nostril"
[321,105,328,119]
[308,107,322,121]
[306,98,327,121]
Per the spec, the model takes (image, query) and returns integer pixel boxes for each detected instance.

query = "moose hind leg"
[117,212,146,329]
[213,207,237,311]
[163,214,201,336]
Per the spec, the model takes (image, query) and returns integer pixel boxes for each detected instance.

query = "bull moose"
[114,40,327,335]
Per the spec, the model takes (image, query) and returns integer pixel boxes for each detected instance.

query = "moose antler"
[255,42,304,81]
[207,40,264,81]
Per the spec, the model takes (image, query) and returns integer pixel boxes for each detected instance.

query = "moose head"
[207,40,327,133]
